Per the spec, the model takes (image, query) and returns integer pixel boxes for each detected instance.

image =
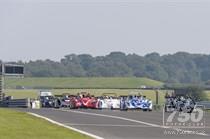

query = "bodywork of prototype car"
[67,96,82,109]
[68,96,99,109]
[97,93,120,109]
[39,91,55,108]
[54,94,76,108]
[80,97,99,109]
[120,95,152,111]
[165,96,195,113]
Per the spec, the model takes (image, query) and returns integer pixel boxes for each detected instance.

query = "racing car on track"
[120,95,153,111]
[97,93,120,109]
[67,95,83,109]
[68,93,99,109]
[39,91,55,108]
[165,96,196,113]
[80,96,99,109]
[54,94,77,108]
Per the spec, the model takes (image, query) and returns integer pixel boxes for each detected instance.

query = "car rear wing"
[39,91,53,97]
[54,94,77,98]
[102,93,118,97]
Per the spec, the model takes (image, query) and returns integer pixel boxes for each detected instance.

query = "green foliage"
[186,86,208,101]
[175,86,208,101]
[7,52,210,83]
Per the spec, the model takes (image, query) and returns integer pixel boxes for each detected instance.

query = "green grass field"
[4,77,165,104]
[205,90,210,98]
[0,108,92,139]
[5,89,210,105]
[5,77,163,89]
[5,89,169,104]
[4,77,210,105]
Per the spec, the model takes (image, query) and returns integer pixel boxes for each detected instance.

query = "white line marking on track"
[60,109,209,137]
[64,123,153,127]
[28,112,104,139]
[64,123,210,128]
[64,109,161,127]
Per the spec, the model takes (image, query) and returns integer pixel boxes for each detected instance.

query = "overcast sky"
[1,0,210,61]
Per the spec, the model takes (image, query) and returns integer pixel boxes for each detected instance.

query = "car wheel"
[98,101,102,110]
[69,101,75,109]
[54,99,61,108]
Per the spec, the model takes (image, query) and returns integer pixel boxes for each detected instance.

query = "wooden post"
[0,63,3,101]
[156,90,159,105]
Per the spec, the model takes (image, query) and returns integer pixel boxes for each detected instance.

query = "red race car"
[80,97,99,109]
[69,96,100,109]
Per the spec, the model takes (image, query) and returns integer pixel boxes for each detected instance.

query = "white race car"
[98,93,120,109]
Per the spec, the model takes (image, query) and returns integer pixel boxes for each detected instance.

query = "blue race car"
[120,95,152,111]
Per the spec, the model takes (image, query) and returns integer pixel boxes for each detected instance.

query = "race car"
[39,91,55,108]
[165,96,176,112]
[120,95,153,111]
[80,96,99,109]
[97,93,120,109]
[67,96,83,109]
[165,96,195,113]
[68,94,99,109]
[54,94,77,108]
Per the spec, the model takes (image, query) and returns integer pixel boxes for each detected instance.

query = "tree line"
[10,52,210,83]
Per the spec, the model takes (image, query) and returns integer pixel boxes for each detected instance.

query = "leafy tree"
[5,51,210,84]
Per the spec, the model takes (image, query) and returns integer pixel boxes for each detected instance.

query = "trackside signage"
[4,64,24,75]
[163,106,206,135]
[0,63,24,101]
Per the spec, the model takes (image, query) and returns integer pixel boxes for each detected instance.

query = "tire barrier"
[2,98,31,108]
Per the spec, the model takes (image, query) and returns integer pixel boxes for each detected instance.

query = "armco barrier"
[196,101,210,110]
[7,98,31,108]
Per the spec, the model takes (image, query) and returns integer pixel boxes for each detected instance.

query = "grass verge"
[5,77,163,89]
[0,108,92,139]
[5,89,169,104]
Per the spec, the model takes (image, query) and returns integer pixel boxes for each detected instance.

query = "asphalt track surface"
[17,108,210,139]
